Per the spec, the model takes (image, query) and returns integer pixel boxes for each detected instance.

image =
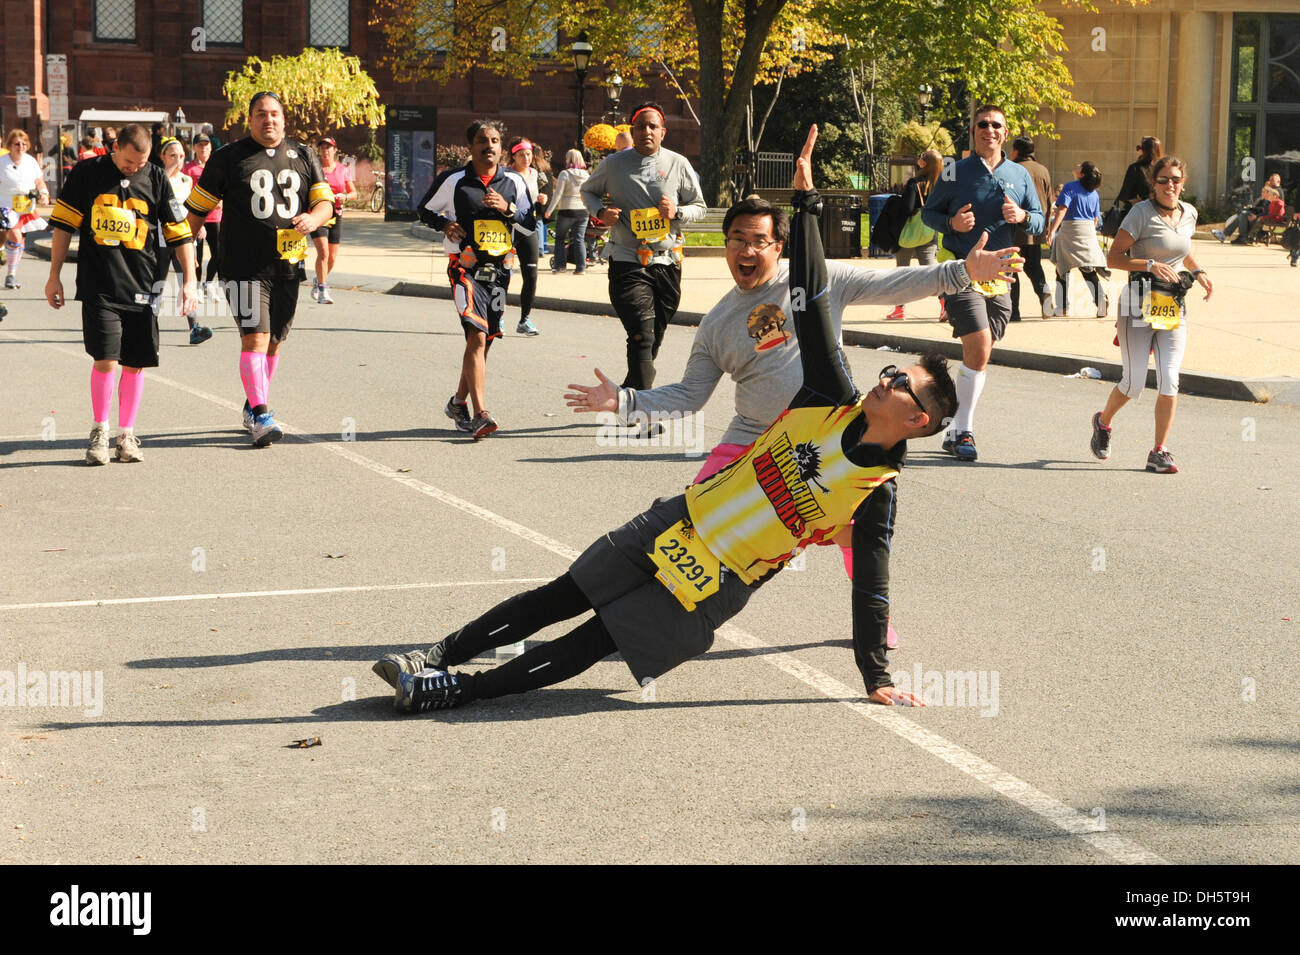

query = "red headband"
[631,107,665,126]
[510,140,533,155]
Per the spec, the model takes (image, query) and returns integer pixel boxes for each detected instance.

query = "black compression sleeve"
[788,189,856,408]
[850,482,897,692]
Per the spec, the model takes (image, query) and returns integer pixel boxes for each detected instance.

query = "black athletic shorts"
[81,299,160,368]
[224,277,300,342]
[447,253,510,340]
[945,286,1011,342]
[568,494,758,684]
[310,213,343,244]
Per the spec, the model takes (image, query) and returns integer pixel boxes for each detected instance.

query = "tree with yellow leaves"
[223,48,385,143]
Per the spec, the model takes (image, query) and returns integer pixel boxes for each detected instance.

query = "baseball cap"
[194,133,212,143]
[319,136,338,148]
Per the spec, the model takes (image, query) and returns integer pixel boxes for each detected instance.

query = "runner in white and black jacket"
[417,119,531,439]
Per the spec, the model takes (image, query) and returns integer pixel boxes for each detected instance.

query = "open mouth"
[737,262,757,278]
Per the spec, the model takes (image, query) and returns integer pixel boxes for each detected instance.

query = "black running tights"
[442,573,617,701]
[514,229,539,321]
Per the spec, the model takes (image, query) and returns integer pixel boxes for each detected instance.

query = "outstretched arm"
[787,125,856,408]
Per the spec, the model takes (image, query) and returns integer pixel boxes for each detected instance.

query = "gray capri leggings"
[1116,286,1187,398]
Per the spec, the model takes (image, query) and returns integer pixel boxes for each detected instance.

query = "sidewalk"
[34,210,1300,402]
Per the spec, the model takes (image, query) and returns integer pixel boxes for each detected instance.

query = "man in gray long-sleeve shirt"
[581,102,707,404]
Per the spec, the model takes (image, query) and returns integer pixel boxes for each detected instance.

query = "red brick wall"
[3,1,701,166]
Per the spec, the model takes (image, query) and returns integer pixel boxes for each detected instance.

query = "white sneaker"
[85,424,110,466]
[310,281,320,302]
[115,430,143,463]
[317,286,334,305]
[1096,294,1109,318]
[1041,294,1055,318]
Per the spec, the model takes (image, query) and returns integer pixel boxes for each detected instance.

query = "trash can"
[866,192,893,258]
[819,194,863,258]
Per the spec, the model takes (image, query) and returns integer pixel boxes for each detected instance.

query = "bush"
[436,143,470,169]
[891,120,954,159]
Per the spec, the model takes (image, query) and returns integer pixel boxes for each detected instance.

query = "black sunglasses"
[879,365,927,414]
[976,120,1004,130]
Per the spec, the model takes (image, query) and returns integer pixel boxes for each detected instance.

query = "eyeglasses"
[1153,176,1184,185]
[878,365,927,414]
[725,237,778,253]
[976,120,1004,130]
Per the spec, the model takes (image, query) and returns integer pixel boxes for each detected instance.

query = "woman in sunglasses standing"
[1090,156,1212,474]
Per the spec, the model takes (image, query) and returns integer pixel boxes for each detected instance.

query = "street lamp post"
[918,84,933,126]
[604,71,623,125]
[571,32,593,148]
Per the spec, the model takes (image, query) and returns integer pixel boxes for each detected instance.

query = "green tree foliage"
[223,48,385,142]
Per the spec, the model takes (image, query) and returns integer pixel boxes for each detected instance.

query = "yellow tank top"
[685,400,899,584]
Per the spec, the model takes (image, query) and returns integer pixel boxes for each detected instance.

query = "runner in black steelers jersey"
[184,92,333,448]
[44,123,197,465]
[369,127,1017,715]
[418,119,531,440]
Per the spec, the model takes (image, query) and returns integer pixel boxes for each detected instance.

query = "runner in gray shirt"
[581,102,707,409]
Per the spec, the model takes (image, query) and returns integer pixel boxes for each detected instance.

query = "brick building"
[1,1,700,166]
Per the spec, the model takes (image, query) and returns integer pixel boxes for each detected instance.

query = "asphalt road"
[1,281,1296,864]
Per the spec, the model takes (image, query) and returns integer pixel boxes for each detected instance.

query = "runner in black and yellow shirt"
[371,126,1020,714]
[45,124,196,466]
[184,92,333,448]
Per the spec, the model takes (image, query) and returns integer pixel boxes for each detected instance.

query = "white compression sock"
[951,363,987,436]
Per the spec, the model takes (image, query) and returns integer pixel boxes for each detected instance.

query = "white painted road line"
[4,330,1168,864]
[0,579,553,612]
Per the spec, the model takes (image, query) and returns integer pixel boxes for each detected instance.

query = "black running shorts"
[223,277,300,342]
[81,300,160,368]
[447,254,509,340]
[945,286,1011,342]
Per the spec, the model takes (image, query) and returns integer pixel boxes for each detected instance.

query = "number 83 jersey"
[186,137,331,280]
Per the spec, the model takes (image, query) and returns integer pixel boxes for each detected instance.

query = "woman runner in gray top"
[1089,155,1213,474]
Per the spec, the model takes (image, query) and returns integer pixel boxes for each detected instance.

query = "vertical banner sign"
[46,55,69,123]
[383,106,437,222]
[16,86,31,119]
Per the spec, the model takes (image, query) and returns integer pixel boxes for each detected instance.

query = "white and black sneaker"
[395,669,465,713]
[444,395,472,432]
[1090,412,1112,460]
[372,643,447,689]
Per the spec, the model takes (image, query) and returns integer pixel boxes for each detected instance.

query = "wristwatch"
[1145,258,1156,273]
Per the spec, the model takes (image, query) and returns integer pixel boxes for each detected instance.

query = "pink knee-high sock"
[90,367,115,423]
[239,350,268,410]
[265,353,280,384]
[117,368,144,430]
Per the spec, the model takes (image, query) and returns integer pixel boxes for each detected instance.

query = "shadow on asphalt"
[906,454,1122,471]
[38,688,855,731]
[518,452,705,465]
[701,639,854,661]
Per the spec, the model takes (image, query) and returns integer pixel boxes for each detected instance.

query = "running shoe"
[1096,292,1109,318]
[317,286,334,305]
[444,395,472,431]
[310,281,320,302]
[373,644,448,689]
[4,275,18,290]
[885,305,905,321]
[115,430,144,463]
[85,424,110,466]
[0,303,7,321]
[1212,229,1226,243]
[941,433,955,455]
[1090,412,1112,460]
[251,412,283,448]
[395,668,465,713]
[951,431,978,462]
[516,317,540,336]
[1146,446,1178,474]
[630,421,665,439]
[468,411,498,440]
[189,324,213,345]
[241,400,255,433]
[1041,293,1055,317]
